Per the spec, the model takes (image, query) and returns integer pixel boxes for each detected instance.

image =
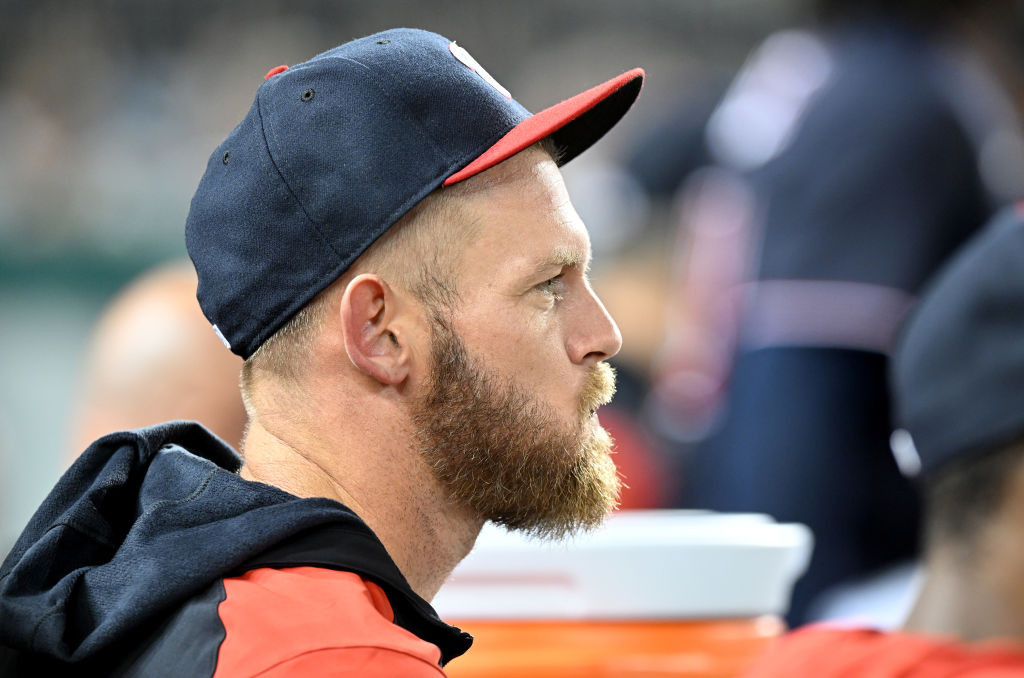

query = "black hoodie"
[0,421,471,676]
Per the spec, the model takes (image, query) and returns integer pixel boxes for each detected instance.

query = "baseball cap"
[892,204,1024,475]
[185,27,644,359]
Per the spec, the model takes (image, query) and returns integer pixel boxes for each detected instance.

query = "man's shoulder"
[742,626,1024,678]
[214,566,445,677]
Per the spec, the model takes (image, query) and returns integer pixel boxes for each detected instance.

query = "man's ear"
[339,274,412,385]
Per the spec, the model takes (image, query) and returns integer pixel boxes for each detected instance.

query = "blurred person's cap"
[185,27,644,359]
[892,204,1024,475]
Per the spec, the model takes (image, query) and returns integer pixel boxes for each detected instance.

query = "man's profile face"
[413,148,623,537]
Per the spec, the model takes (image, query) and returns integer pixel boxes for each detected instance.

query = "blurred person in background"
[0,421,8,559]
[0,29,643,676]
[743,205,1024,676]
[650,0,1024,625]
[587,239,678,509]
[69,260,246,455]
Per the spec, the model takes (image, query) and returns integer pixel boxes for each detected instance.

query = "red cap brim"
[443,67,645,186]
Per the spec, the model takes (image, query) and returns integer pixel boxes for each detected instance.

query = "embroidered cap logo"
[449,41,512,99]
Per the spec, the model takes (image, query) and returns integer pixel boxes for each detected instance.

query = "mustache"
[579,362,617,418]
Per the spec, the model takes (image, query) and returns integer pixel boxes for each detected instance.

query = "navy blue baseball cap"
[892,204,1024,474]
[185,27,644,359]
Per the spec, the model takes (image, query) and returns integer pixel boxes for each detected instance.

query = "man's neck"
[240,417,483,601]
[904,543,1024,643]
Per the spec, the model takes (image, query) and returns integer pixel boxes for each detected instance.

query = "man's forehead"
[457,144,559,193]
[461,149,575,217]
[443,145,593,268]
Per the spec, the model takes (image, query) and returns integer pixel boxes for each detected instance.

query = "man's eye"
[539,274,566,300]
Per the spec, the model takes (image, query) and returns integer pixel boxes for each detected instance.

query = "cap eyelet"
[222,151,230,165]
[300,88,315,102]
[376,39,390,45]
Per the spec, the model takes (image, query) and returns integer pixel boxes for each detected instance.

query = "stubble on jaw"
[414,315,620,540]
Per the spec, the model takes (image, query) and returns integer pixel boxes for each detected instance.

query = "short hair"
[922,438,1024,551]
[240,140,559,415]
[239,182,473,413]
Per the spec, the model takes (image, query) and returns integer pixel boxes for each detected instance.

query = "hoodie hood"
[0,421,470,666]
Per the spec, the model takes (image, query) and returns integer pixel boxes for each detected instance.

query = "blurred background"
[5,0,1024,632]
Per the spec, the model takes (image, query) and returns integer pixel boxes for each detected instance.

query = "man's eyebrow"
[530,246,590,277]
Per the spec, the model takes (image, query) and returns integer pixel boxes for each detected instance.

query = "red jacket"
[216,567,448,676]
[742,626,1024,678]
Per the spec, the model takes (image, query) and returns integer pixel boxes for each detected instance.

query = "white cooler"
[433,510,812,678]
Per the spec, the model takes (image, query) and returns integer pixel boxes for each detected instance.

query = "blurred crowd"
[8,0,1024,667]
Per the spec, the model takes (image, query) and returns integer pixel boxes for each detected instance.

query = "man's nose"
[567,287,622,366]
